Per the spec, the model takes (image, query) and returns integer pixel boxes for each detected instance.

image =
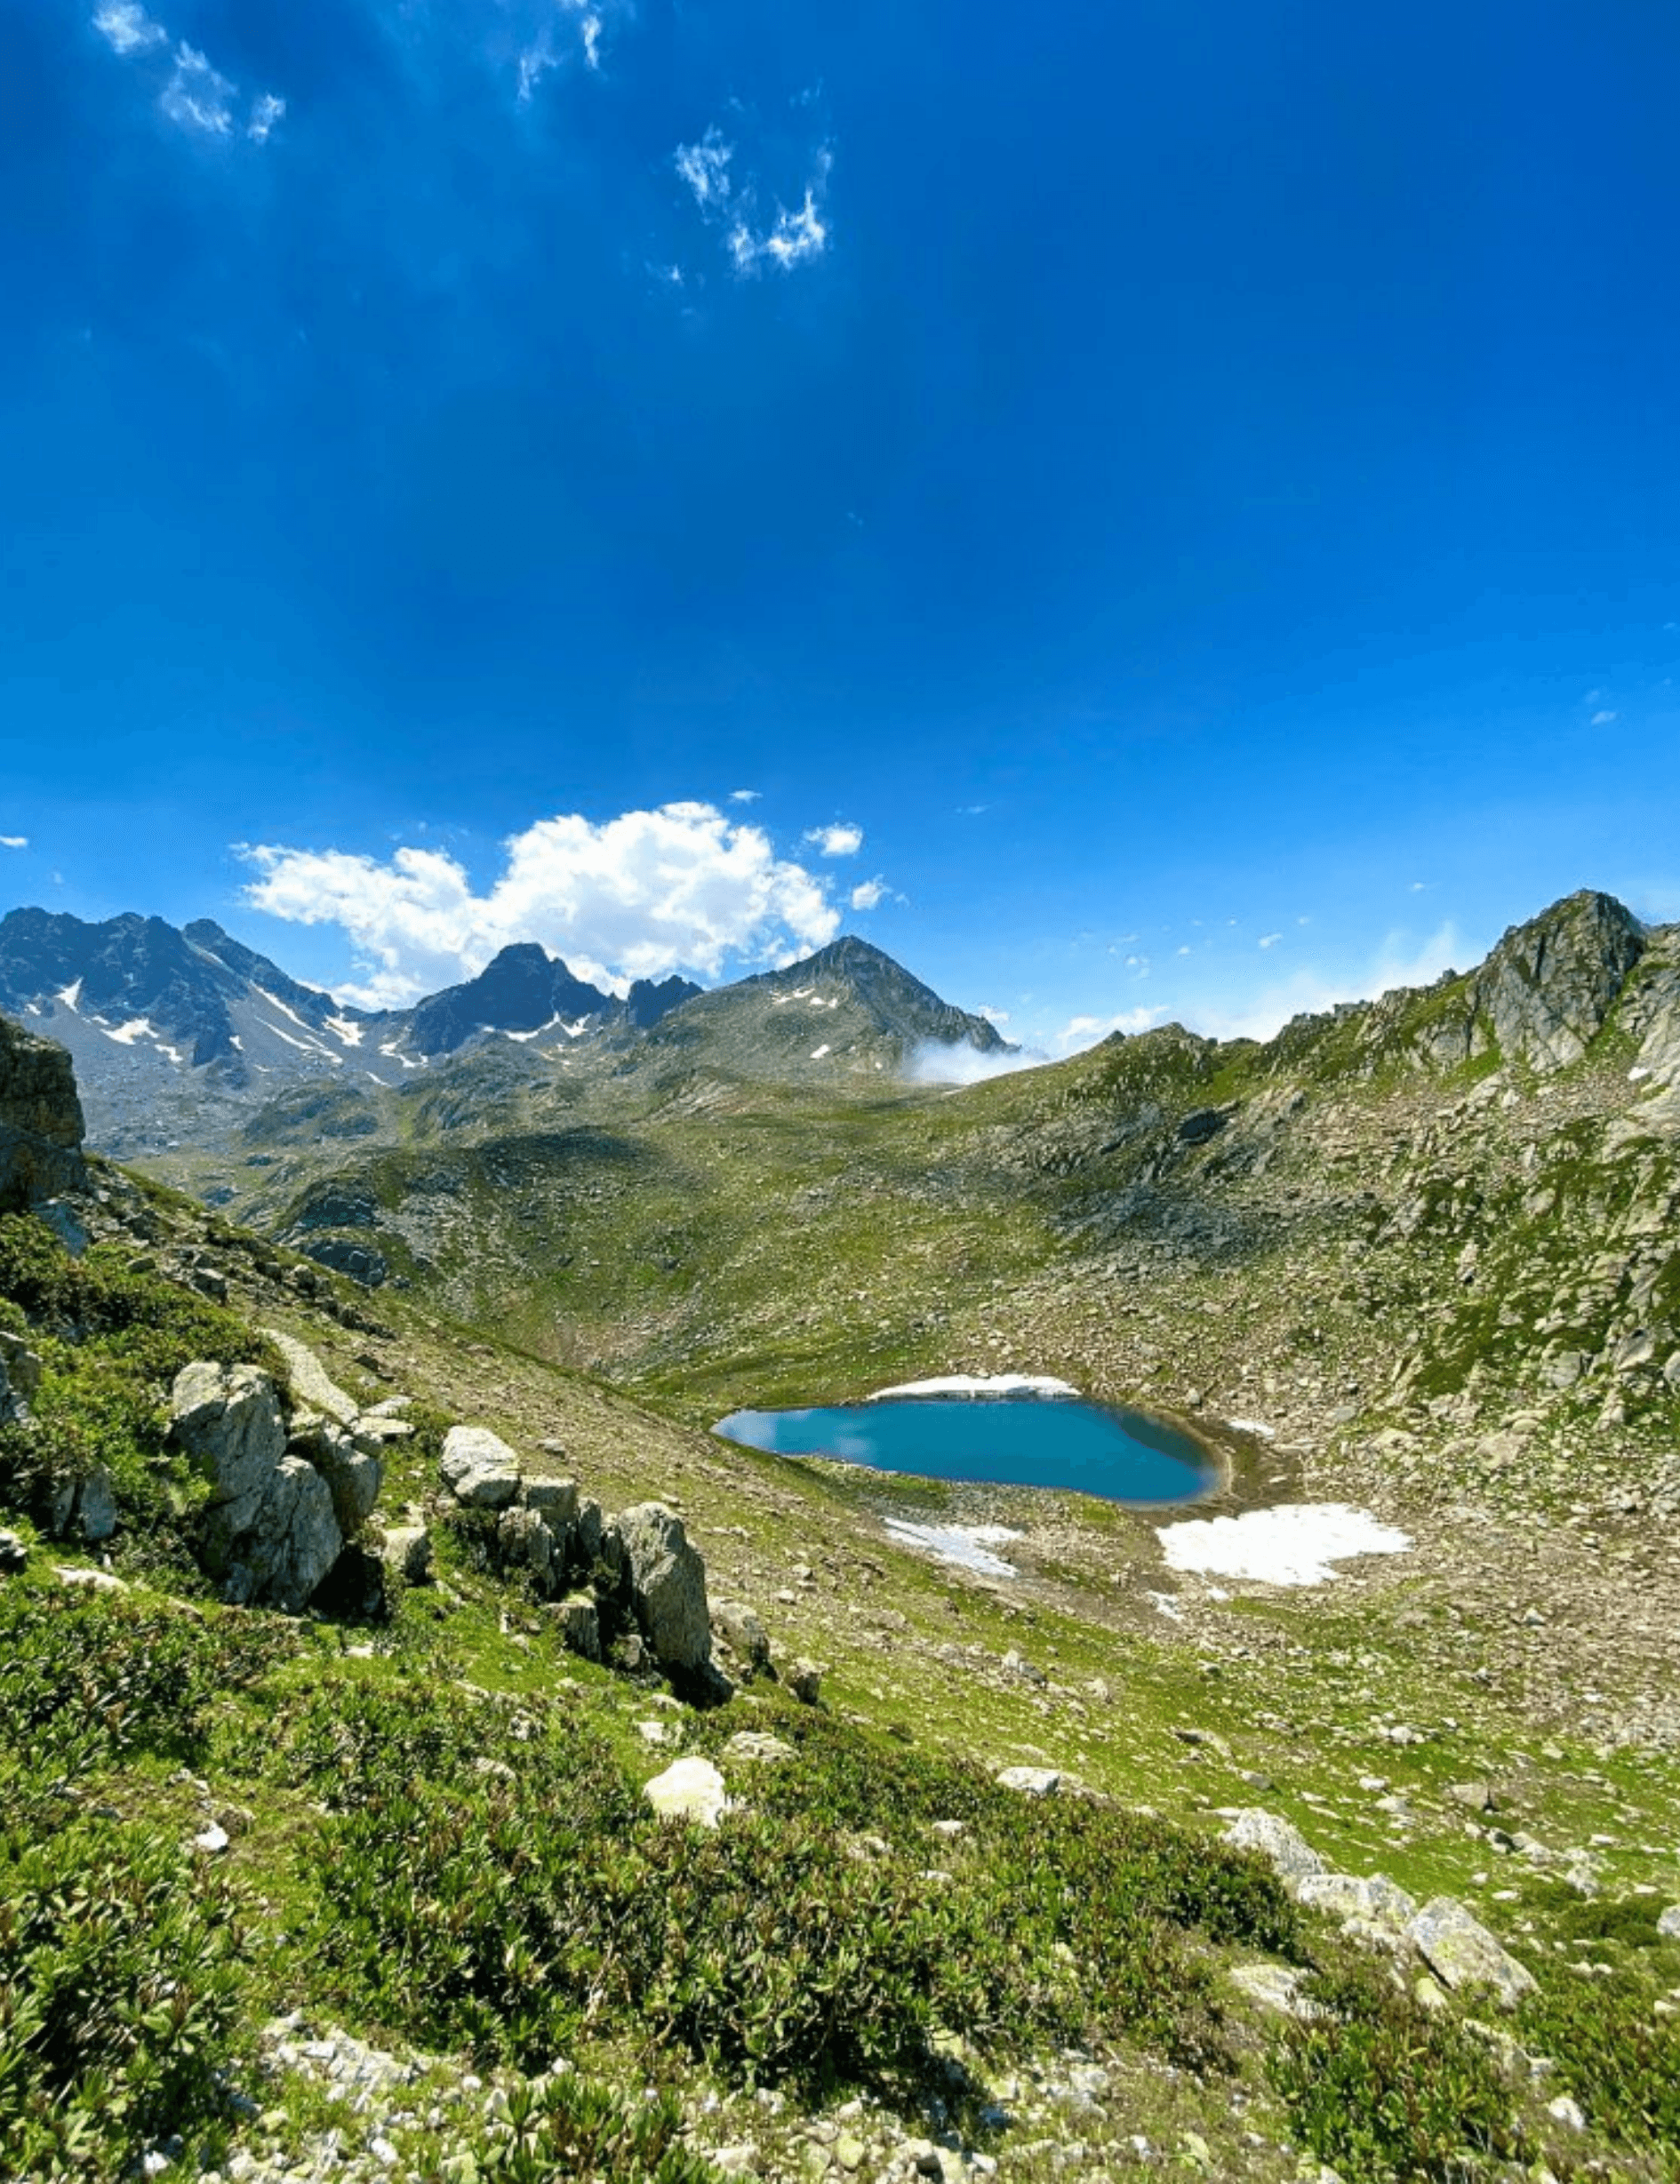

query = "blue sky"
[4,0,1680,1050]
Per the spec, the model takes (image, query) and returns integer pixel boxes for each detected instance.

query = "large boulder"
[1405,1898,1537,2008]
[1223,1810,1327,1893]
[169,1363,290,1550]
[439,1425,522,1508]
[0,1016,86,1211]
[293,1417,383,1532]
[614,1502,712,1674]
[243,1456,342,1613]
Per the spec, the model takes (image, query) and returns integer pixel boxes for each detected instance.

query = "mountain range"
[0,907,1008,1159]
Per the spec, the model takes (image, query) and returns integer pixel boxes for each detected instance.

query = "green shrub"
[413,2069,720,2183]
[0,1588,281,2180]
[290,1682,1284,2099]
[1520,1973,1680,2160]
[0,1814,255,2180]
[1267,1956,1525,2181]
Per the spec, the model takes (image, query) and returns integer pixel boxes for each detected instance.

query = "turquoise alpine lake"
[713,1396,1215,1506]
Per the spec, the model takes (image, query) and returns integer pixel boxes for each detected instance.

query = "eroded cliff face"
[0,1014,86,1211]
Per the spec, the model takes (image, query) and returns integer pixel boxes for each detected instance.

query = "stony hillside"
[4,888,1680,2183]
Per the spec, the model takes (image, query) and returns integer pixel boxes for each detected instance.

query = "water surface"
[714,1396,1213,1506]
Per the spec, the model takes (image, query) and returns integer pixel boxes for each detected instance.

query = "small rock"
[1655,1903,1680,1940]
[192,1821,231,1854]
[996,1765,1060,1796]
[643,1756,731,1828]
[724,1731,796,1764]
[0,1529,27,1573]
[787,1657,823,1706]
[1446,1780,1495,1813]
[712,1598,772,1670]
[551,1592,601,1661]
[1546,2096,1586,2132]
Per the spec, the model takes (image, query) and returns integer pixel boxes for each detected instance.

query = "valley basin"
[713,1394,1217,1507]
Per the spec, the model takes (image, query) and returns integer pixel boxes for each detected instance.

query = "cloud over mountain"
[242,801,843,1007]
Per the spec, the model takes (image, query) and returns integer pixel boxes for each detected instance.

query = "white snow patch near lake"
[1156,1503,1411,1588]
[884,1519,1023,1578]
[105,1018,155,1044]
[1225,1417,1276,1439]
[810,1044,831,1059]
[868,1372,1080,1402]
[56,980,83,1011]
[327,1016,364,1046]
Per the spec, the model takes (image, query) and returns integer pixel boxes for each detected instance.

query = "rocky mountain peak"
[1466,889,1648,1071]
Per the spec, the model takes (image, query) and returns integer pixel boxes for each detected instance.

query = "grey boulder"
[1405,1897,1537,2008]
[439,1425,522,1508]
[615,1502,712,1673]
[1223,1809,1327,1893]
[292,1417,383,1532]
[170,1363,290,1548]
[244,1457,342,1614]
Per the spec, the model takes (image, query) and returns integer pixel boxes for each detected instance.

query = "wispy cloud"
[805,821,862,858]
[1591,709,1618,726]
[242,800,844,1007]
[676,129,832,277]
[675,129,734,210]
[161,42,236,135]
[93,3,165,57]
[850,876,887,910]
[1184,923,1463,1044]
[905,1041,1044,1087]
[1052,1007,1167,1054]
[728,788,761,804]
[516,0,606,102]
[93,3,284,144]
[1258,932,1282,948]
[0,836,28,851]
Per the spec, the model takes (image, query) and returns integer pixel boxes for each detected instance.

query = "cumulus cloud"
[241,801,843,1008]
[94,3,284,144]
[0,836,28,851]
[805,821,862,858]
[850,876,889,911]
[1591,709,1618,726]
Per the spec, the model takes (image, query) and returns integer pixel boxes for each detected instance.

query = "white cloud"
[1052,1008,1168,1056]
[0,836,27,850]
[1185,923,1463,1044]
[516,0,608,100]
[850,876,888,911]
[93,3,166,56]
[675,129,733,209]
[95,4,284,145]
[242,801,843,1008]
[247,92,284,143]
[728,788,760,803]
[805,821,863,858]
[1258,932,1282,948]
[1591,709,1618,725]
[978,1005,1010,1026]
[678,131,831,276]
[905,1041,1044,1087]
[160,43,236,134]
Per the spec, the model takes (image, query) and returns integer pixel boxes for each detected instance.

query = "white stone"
[643,1756,731,1828]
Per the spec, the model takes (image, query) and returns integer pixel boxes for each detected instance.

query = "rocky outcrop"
[0,1014,86,1211]
[1405,1896,1536,2008]
[1465,891,1647,1070]
[615,1502,713,1675]
[168,1360,369,1612]
[439,1425,522,1508]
